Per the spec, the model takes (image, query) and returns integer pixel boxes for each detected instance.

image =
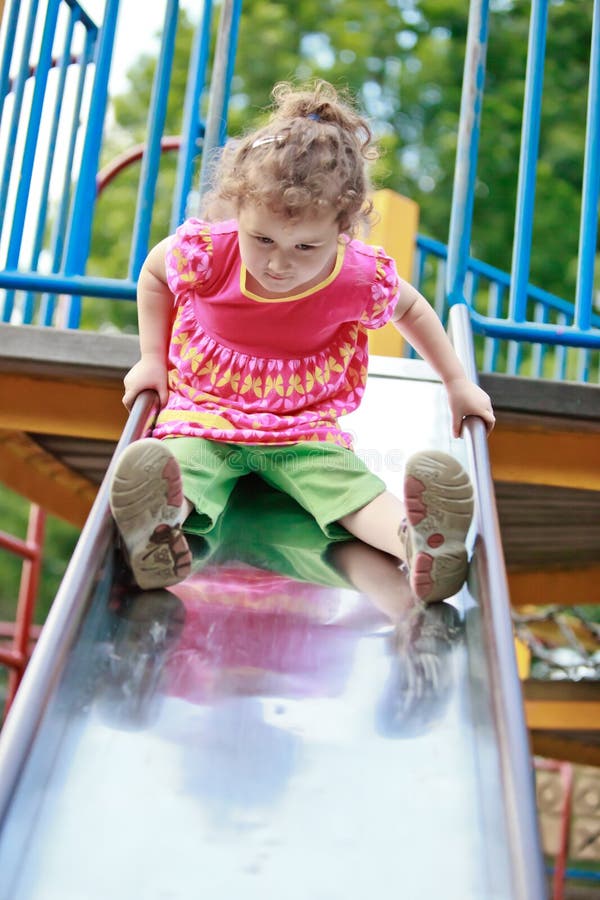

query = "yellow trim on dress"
[156,409,235,430]
[240,241,346,303]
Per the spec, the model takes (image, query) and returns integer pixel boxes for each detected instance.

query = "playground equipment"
[0,0,599,897]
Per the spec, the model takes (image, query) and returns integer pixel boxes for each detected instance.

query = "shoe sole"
[403,450,474,603]
[109,438,191,590]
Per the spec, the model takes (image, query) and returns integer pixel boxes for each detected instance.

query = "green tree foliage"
[233,0,592,297]
[85,0,593,329]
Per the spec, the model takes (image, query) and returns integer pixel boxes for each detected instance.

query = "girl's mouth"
[266,271,289,281]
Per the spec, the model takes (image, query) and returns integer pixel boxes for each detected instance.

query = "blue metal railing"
[0,0,112,326]
[0,0,240,328]
[414,234,600,382]
[442,0,600,385]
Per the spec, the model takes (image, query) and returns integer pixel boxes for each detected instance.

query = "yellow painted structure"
[367,189,420,358]
[514,637,531,679]
[0,430,95,527]
[0,372,127,441]
[0,326,132,526]
[489,426,600,491]
[525,700,600,732]
[0,370,127,526]
[509,565,600,607]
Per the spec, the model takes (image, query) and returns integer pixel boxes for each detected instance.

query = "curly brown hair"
[202,81,378,235]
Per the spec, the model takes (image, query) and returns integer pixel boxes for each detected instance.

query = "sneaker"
[109,438,192,590]
[399,450,474,604]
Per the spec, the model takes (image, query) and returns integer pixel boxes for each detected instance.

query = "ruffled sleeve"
[165,218,214,295]
[359,247,401,329]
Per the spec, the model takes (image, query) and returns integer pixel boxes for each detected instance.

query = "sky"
[82,0,200,94]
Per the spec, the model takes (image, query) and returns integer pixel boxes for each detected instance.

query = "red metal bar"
[535,757,574,900]
[6,55,81,93]
[553,762,574,900]
[0,531,37,561]
[1,505,46,719]
[0,650,22,668]
[96,135,181,194]
[0,623,42,642]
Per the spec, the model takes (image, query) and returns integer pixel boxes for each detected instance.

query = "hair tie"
[306,112,321,121]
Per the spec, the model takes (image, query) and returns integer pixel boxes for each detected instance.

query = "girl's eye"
[256,236,273,245]
[296,244,315,251]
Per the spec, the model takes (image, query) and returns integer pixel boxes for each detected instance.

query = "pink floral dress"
[153,218,400,449]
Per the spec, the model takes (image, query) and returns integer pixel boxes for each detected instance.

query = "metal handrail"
[0,390,159,827]
[450,303,547,900]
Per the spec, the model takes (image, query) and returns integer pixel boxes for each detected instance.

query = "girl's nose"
[268,248,291,274]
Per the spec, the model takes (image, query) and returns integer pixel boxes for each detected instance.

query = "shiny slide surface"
[0,359,545,900]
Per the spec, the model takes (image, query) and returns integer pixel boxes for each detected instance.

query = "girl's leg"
[338,491,404,557]
[339,451,474,604]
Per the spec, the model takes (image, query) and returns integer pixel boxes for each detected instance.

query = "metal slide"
[0,349,547,899]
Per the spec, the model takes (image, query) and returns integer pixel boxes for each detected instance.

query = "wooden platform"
[0,323,136,525]
[479,371,600,606]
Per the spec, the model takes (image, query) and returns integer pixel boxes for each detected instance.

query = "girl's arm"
[122,237,174,410]
[391,278,496,437]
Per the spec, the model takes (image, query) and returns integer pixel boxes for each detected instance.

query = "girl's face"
[237,203,340,298]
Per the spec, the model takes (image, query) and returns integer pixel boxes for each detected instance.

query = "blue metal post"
[218,0,242,147]
[171,0,213,229]
[507,0,549,325]
[483,282,504,373]
[61,0,119,327]
[0,0,41,231]
[41,27,96,326]
[445,0,490,309]
[574,0,600,335]
[531,302,550,378]
[197,0,242,202]
[2,0,61,323]
[0,0,21,109]
[128,0,179,280]
[22,8,78,324]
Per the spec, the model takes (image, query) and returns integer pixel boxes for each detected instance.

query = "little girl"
[110,81,495,604]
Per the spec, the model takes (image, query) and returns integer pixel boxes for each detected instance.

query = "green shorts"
[163,437,386,540]
[184,475,356,590]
